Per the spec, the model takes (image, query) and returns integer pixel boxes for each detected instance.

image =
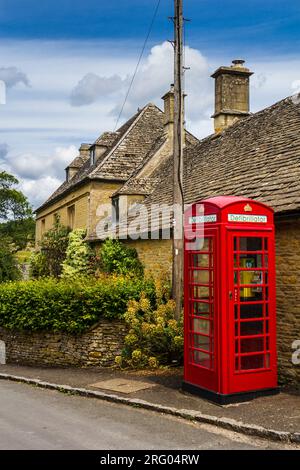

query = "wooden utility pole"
[172,0,184,320]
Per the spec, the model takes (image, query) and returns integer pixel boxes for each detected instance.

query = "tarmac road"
[0,380,293,450]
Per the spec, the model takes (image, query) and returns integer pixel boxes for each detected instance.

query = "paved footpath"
[0,365,299,445]
[0,381,295,450]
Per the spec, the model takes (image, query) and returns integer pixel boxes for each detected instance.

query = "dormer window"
[90,148,96,166]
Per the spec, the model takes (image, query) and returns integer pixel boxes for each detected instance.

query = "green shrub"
[0,238,21,282]
[30,215,70,279]
[115,279,183,369]
[29,251,49,279]
[0,275,155,334]
[62,229,99,279]
[99,239,144,277]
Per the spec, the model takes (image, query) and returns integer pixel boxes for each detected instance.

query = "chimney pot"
[232,59,246,67]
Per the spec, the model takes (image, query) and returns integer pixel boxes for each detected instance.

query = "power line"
[114,0,162,131]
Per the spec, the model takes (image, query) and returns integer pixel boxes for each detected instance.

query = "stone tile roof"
[36,104,165,212]
[114,131,199,197]
[67,154,90,169]
[145,95,300,216]
[94,131,119,147]
[90,104,165,181]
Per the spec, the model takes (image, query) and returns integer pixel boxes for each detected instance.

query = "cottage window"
[112,197,120,225]
[68,205,75,230]
[41,219,46,236]
[90,148,96,166]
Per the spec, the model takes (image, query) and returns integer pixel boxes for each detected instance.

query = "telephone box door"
[227,230,277,393]
[184,228,219,392]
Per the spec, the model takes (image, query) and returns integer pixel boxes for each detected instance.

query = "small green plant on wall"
[115,278,184,370]
[99,239,144,278]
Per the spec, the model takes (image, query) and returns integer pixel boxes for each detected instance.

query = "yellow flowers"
[115,356,123,367]
[148,357,159,369]
[115,283,184,370]
[125,333,139,347]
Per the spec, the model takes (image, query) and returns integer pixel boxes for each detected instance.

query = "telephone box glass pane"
[240,271,263,285]
[194,334,210,351]
[240,288,263,302]
[192,270,210,284]
[190,238,209,251]
[193,286,210,299]
[201,238,210,251]
[239,255,263,269]
[240,237,263,251]
[240,303,263,319]
[241,354,264,370]
[193,302,210,316]
[192,254,209,268]
[240,337,264,353]
[240,321,264,336]
[193,319,210,335]
[192,350,211,368]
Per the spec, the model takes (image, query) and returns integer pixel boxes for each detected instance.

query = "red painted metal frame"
[184,196,278,397]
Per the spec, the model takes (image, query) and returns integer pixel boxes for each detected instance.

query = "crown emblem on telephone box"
[244,204,253,212]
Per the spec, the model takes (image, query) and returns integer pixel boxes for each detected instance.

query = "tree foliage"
[100,239,144,277]
[30,215,70,278]
[0,217,35,250]
[0,238,21,282]
[0,171,32,221]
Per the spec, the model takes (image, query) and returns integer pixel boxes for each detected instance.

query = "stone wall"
[0,319,127,368]
[276,217,300,385]
[125,238,173,280]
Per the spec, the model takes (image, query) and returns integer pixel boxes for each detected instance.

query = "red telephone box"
[183,196,278,404]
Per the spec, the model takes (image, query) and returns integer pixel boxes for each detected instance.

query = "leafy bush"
[0,276,155,333]
[62,229,100,279]
[29,251,49,279]
[99,239,144,277]
[115,279,183,369]
[0,238,21,282]
[30,215,70,279]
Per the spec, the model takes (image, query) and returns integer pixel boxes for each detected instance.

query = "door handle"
[229,291,233,301]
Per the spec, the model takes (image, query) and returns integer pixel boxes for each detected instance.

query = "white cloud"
[20,176,62,209]
[8,145,77,180]
[1,145,77,208]
[70,41,212,131]
[71,73,124,106]
[0,66,30,88]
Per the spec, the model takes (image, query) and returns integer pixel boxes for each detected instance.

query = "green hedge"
[0,276,155,334]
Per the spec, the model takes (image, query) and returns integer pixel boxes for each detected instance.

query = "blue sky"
[0,0,300,207]
[1,0,300,54]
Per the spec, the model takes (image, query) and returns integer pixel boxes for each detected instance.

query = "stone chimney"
[211,60,253,133]
[162,84,175,139]
[79,143,91,158]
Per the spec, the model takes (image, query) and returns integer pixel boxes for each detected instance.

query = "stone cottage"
[35,89,198,243]
[36,59,300,384]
